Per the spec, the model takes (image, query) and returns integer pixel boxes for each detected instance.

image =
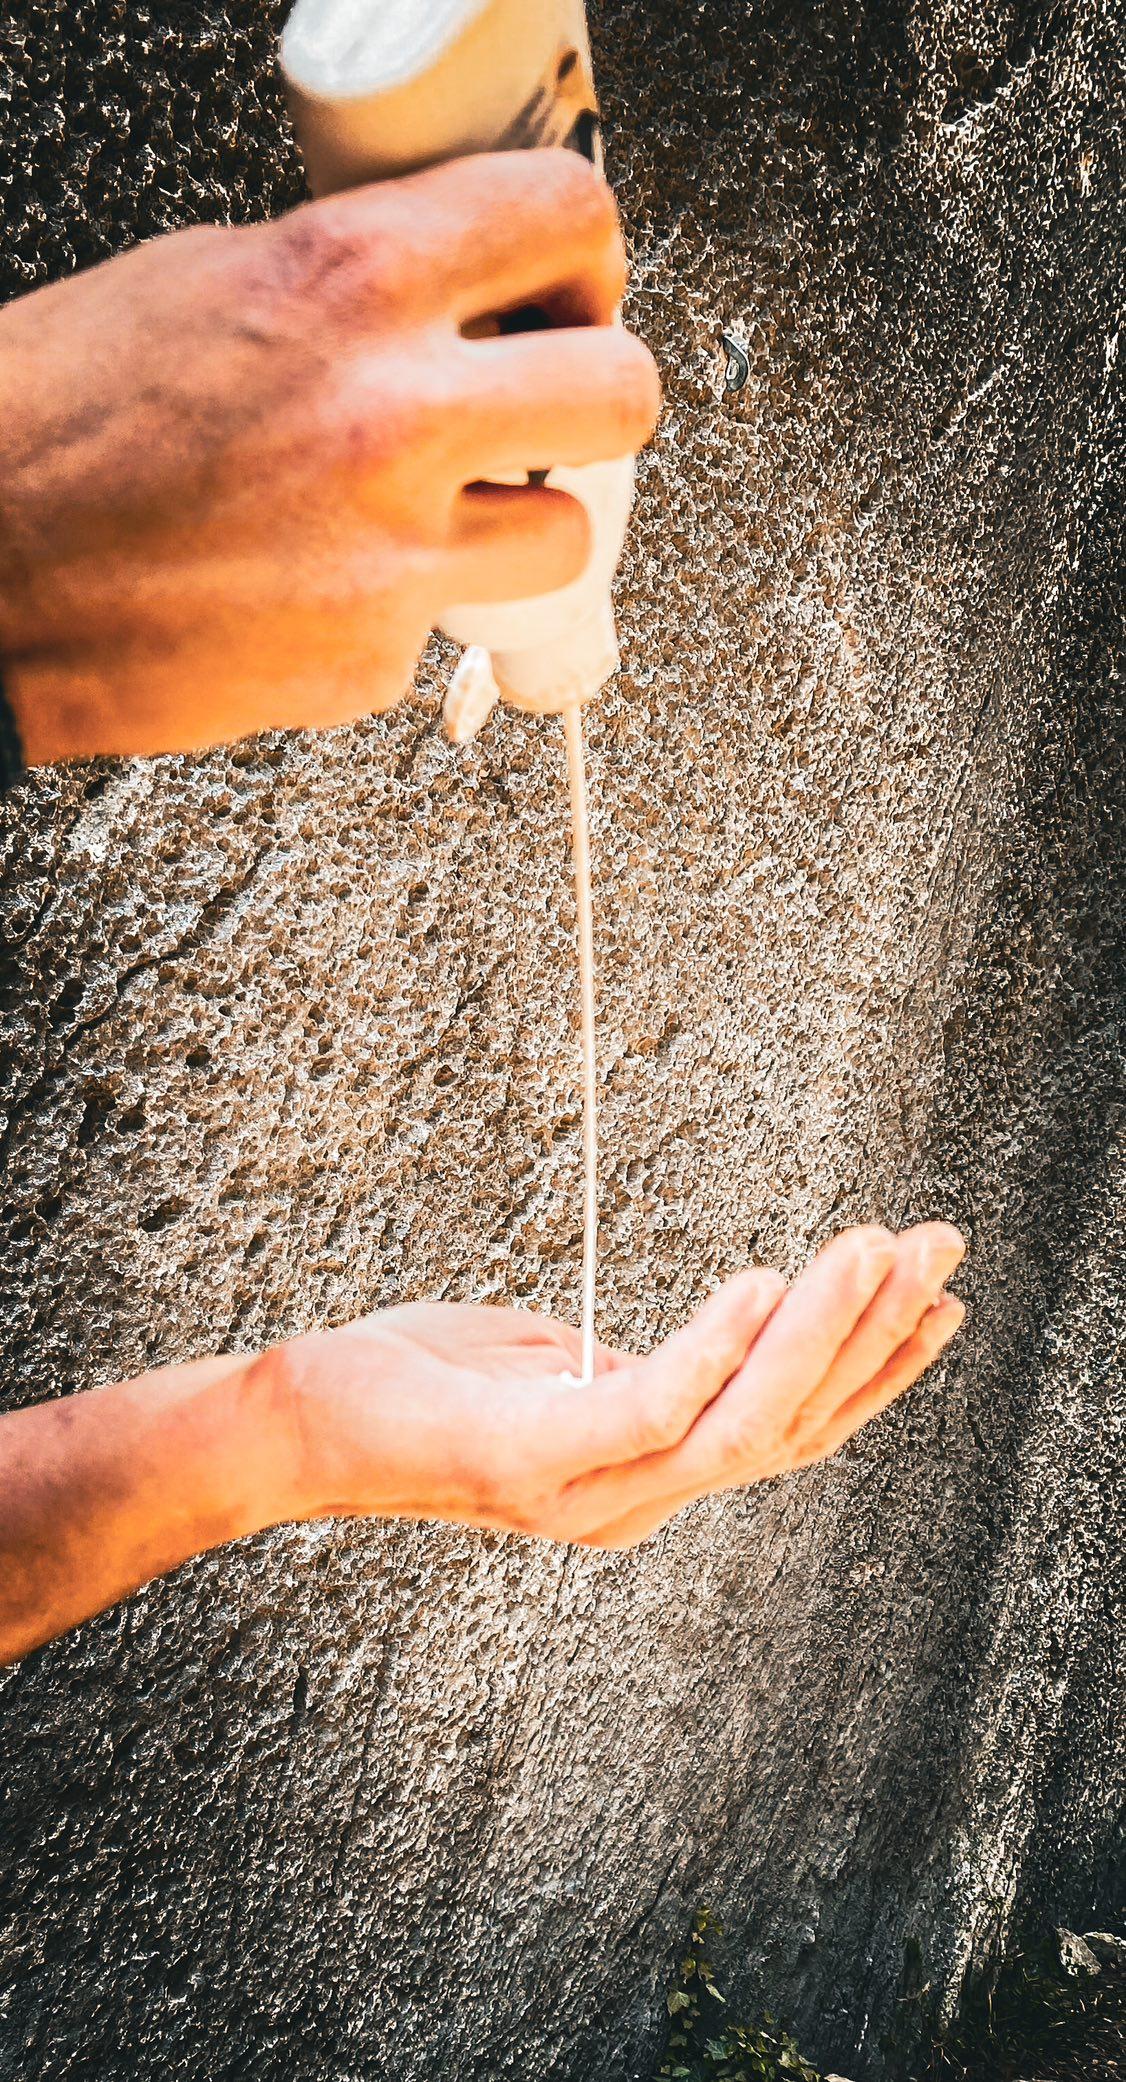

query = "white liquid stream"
[564,704,598,1387]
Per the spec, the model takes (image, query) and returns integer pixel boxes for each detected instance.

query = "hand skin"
[0,149,660,763]
[0,1222,965,1666]
[0,165,968,1680]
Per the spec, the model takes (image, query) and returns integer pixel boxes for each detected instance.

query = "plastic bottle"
[280,0,635,721]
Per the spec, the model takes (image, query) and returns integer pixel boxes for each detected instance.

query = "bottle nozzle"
[443,646,501,742]
[489,598,619,716]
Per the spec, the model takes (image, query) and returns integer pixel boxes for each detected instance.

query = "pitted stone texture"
[1,3,1124,2079]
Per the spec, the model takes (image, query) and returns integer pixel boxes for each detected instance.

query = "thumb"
[564,1268,787,1474]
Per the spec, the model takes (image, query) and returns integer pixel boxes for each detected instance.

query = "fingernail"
[733,1264,785,1298]
[860,1238,897,1282]
[924,1241,966,1287]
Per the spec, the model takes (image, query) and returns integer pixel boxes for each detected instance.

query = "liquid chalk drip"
[564,704,598,1387]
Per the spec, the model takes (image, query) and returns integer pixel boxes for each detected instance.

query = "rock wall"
[1,2,1123,2077]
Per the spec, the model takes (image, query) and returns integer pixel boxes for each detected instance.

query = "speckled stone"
[1,3,1123,2079]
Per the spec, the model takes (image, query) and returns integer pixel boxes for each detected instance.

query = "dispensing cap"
[490,600,620,716]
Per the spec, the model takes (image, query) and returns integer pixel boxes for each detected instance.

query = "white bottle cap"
[489,600,620,715]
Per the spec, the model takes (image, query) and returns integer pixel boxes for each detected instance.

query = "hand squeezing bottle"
[281,0,637,1381]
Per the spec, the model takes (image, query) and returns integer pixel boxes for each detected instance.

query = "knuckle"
[851,1222,896,1250]
[852,1222,897,1262]
[780,1393,814,1441]
[888,1292,929,1345]
[270,200,404,327]
[755,1268,789,1310]
[917,1219,964,1258]
[274,204,361,301]
[693,1334,732,1390]
[337,351,450,473]
[692,1320,743,1390]
[729,1409,777,1470]
[826,1222,890,1271]
[728,1422,759,1470]
[385,365,447,459]
[838,1227,896,1298]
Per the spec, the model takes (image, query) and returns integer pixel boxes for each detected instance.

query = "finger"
[318,151,628,328]
[556,1268,787,1479]
[577,1296,968,1547]
[409,150,628,325]
[552,1226,896,1530]
[783,1223,965,1450]
[791,1295,967,1468]
[444,481,592,604]
[450,327,662,478]
[686,1225,900,1464]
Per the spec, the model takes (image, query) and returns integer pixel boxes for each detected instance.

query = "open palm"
[285,1222,965,1550]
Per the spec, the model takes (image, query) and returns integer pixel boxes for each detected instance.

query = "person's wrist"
[246,1318,500,1532]
[242,1326,400,1528]
[235,1340,323,1528]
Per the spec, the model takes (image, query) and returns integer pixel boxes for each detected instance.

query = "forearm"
[0,1349,299,1665]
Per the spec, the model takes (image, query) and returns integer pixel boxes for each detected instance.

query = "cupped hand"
[274,1222,965,1549]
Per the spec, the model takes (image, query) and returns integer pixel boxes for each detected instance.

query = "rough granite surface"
[0,2,1123,2078]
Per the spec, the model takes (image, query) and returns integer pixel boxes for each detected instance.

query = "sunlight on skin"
[0,1222,964,1665]
[0,152,658,763]
[282,1219,966,1546]
[0,150,965,1669]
